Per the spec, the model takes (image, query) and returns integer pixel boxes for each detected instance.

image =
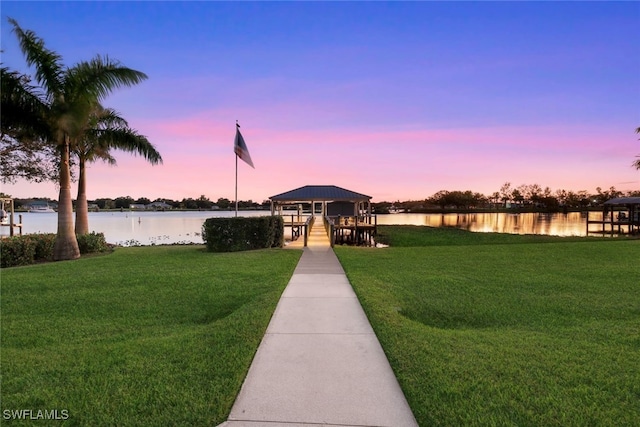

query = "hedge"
[1,232,110,268]
[202,216,284,252]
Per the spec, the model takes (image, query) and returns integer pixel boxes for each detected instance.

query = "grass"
[335,226,640,427]
[1,245,301,426]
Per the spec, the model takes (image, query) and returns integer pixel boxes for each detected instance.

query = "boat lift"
[1,198,23,237]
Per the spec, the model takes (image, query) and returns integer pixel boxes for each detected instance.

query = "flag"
[234,123,254,168]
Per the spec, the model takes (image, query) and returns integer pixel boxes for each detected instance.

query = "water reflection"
[376,212,594,237]
[2,210,597,245]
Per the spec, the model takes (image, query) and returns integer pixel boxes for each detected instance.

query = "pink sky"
[2,2,638,202]
[6,116,637,203]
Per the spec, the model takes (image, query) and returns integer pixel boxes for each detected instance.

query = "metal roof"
[604,197,640,205]
[270,185,371,202]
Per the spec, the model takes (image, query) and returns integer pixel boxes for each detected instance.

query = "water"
[2,210,267,246]
[2,210,599,245]
[376,211,598,237]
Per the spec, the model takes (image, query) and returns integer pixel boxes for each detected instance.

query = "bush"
[1,236,37,268]
[1,232,110,268]
[77,232,109,254]
[34,233,56,262]
[202,216,284,252]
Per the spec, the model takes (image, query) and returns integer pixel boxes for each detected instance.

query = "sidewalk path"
[219,219,418,427]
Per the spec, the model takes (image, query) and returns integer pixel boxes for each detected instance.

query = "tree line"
[87,196,265,210]
[8,182,637,214]
[379,184,639,213]
[3,194,268,211]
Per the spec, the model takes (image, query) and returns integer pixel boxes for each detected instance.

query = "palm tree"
[9,18,147,260]
[74,106,162,235]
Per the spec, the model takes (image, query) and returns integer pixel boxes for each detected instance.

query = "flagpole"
[233,120,253,217]
[235,120,238,217]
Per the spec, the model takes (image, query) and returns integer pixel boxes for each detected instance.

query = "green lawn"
[335,226,640,427]
[1,246,301,426]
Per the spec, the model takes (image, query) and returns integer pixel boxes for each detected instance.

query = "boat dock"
[326,215,377,246]
[285,214,377,247]
[0,198,23,237]
[586,197,640,236]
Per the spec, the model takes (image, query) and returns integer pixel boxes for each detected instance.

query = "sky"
[1,1,639,203]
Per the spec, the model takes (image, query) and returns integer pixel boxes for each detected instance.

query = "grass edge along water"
[335,226,640,426]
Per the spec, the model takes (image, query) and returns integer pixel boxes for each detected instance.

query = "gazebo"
[269,185,376,246]
[269,185,373,218]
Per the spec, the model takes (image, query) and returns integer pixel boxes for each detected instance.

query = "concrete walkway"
[219,219,418,427]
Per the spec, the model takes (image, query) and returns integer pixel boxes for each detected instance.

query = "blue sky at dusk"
[2,1,638,202]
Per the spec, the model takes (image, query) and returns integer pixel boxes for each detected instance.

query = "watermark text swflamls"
[3,409,69,421]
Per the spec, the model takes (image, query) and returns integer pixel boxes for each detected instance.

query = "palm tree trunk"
[75,158,89,235]
[53,137,80,260]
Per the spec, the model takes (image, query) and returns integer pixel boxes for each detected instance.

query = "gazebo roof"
[604,197,640,205]
[270,185,371,203]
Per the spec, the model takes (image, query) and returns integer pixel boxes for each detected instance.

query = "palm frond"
[8,18,64,99]
[0,66,50,140]
[95,108,129,129]
[97,128,163,165]
[66,55,148,103]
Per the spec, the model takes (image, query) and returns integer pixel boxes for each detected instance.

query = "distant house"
[129,203,147,210]
[148,201,172,210]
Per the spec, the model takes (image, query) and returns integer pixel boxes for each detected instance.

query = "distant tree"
[195,195,213,209]
[216,197,231,209]
[511,188,524,206]
[136,197,151,205]
[594,186,622,204]
[238,199,260,209]
[561,188,593,209]
[527,184,543,205]
[428,190,483,210]
[429,190,450,209]
[114,196,134,209]
[499,182,512,207]
[181,198,198,209]
[490,192,501,208]
[94,198,115,209]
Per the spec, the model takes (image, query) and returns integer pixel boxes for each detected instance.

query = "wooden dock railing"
[324,215,376,247]
[304,215,314,246]
[284,214,315,246]
[586,210,639,236]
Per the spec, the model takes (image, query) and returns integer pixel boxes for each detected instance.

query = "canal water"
[2,210,600,246]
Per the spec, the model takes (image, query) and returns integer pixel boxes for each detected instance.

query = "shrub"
[202,216,284,252]
[34,233,56,262]
[77,232,109,254]
[1,236,37,268]
[1,232,110,268]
